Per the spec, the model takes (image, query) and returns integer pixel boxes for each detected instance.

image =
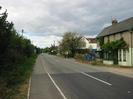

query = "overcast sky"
[0,0,133,48]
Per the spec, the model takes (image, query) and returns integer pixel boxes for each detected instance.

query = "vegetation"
[97,37,127,62]
[59,32,85,57]
[3,56,36,99]
[101,38,127,51]
[97,36,104,47]
[96,37,104,59]
[74,53,84,60]
[0,7,40,98]
[43,45,58,55]
[101,38,127,64]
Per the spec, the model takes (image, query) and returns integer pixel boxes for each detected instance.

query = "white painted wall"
[102,48,133,66]
[129,48,133,66]
[82,37,97,49]
[118,49,132,66]
[103,60,113,65]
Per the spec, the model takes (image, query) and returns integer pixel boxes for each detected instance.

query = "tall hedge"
[0,7,37,98]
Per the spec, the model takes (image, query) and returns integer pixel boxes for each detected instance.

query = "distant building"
[77,37,98,61]
[81,37,97,51]
[97,17,133,66]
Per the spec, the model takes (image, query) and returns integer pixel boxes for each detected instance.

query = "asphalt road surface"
[29,54,133,99]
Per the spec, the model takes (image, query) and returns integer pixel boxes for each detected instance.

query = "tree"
[0,6,43,98]
[59,32,85,57]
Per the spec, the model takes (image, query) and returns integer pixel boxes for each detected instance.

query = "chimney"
[112,17,118,25]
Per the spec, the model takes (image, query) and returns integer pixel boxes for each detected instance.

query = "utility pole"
[22,29,24,36]
[54,41,55,47]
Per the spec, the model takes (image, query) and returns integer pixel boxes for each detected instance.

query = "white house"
[81,37,98,50]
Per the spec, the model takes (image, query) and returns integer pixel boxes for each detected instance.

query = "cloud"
[24,34,62,48]
[0,0,133,47]
[102,23,111,28]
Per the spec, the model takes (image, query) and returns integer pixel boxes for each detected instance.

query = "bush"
[0,56,36,99]
[74,53,84,60]
[90,61,98,65]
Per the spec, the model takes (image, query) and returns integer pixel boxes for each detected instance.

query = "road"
[29,54,133,99]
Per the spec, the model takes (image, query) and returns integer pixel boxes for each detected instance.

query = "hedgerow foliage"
[0,7,38,98]
[101,38,127,51]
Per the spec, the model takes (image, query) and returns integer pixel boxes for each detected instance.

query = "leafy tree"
[43,47,51,53]
[0,7,40,98]
[35,47,42,54]
[59,32,85,57]
[97,36,104,47]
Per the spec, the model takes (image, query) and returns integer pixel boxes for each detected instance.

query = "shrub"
[90,61,98,65]
[74,53,84,60]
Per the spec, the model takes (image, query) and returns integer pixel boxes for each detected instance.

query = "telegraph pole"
[22,29,24,36]
[54,41,55,47]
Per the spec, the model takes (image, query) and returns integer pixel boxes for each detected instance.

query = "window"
[104,52,113,60]
[123,49,126,61]
[119,50,122,61]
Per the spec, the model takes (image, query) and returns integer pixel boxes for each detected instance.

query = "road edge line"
[46,71,67,99]
[41,56,67,99]
[27,77,31,99]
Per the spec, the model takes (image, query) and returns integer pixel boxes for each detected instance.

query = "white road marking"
[27,77,31,99]
[128,91,131,93]
[41,57,67,99]
[47,72,67,99]
[80,72,112,86]
[46,71,67,99]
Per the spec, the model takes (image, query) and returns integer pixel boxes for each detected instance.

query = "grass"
[0,55,37,99]
[11,56,36,99]
[9,79,29,99]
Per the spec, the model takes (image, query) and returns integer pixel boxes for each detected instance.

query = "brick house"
[97,17,133,66]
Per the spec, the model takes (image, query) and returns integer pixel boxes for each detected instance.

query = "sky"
[0,0,133,48]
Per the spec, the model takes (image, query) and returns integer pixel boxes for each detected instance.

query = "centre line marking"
[80,72,112,86]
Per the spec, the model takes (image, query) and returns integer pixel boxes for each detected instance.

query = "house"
[77,37,98,61]
[97,17,133,66]
[82,37,97,51]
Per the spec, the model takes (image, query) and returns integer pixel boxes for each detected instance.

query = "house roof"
[97,17,133,37]
[86,38,97,43]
